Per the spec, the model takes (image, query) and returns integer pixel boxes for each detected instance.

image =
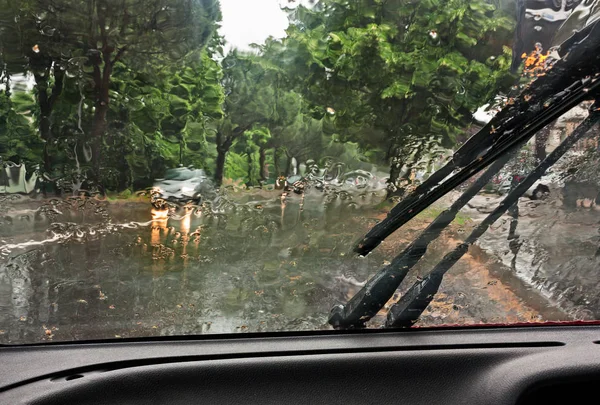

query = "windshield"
[163,169,197,181]
[2,0,600,344]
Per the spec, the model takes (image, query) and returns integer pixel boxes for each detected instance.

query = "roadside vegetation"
[0,0,516,197]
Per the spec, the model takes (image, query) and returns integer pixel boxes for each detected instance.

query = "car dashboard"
[0,325,599,404]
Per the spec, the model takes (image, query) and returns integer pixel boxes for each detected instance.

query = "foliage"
[0,0,520,193]
[224,151,249,181]
[281,0,516,187]
[106,49,225,189]
[212,50,300,185]
[0,90,42,164]
[0,0,221,189]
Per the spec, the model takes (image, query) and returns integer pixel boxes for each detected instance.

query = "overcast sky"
[219,0,290,51]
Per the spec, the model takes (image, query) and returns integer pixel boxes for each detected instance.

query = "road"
[0,190,570,344]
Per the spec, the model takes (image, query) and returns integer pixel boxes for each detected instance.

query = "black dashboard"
[1,326,599,404]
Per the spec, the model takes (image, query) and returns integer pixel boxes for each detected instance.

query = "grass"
[416,206,471,226]
[374,196,471,226]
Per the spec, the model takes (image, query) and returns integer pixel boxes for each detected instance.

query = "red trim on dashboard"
[413,320,600,329]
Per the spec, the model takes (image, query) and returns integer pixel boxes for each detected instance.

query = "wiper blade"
[332,22,600,329]
[353,22,600,257]
[386,106,600,328]
[354,75,596,257]
[329,150,517,328]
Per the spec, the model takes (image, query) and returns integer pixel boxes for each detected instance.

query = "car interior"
[2,326,600,404]
[2,0,600,403]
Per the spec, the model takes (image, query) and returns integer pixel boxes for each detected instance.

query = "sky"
[218,0,291,51]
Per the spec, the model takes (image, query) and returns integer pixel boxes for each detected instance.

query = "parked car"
[151,167,216,208]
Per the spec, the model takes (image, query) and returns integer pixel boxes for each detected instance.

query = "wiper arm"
[386,105,600,328]
[329,149,517,328]
[354,74,598,257]
[354,22,600,257]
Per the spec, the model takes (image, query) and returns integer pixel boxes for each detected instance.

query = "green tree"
[232,125,271,186]
[1,0,221,187]
[282,0,516,191]
[0,0,70,173]
[100,47,224,190]
[213,51,285,186]
[0,90,42,164]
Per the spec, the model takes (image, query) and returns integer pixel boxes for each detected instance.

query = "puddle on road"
[0,185,580,344]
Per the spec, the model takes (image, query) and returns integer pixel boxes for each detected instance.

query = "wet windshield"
[163,169,197,181]
[2,0,600,344]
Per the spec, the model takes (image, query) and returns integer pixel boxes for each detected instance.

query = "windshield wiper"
[331,85,600,328]
[332,99,600,329]
[386,105,600,328]
[353,22,600,257]
[354,78,596,257]
[332,22,600,329]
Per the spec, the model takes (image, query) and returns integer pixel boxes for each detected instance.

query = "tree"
[0,0,70,173]
[1,0,221,188]
[233,125,271,186]
[0,90,43,165]
[277,113,326,175]
[166,49,225,169]
[282,0,516,192]
[213,51,286,186]
[93,46,224,191]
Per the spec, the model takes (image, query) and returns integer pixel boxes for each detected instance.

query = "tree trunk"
[384,142,395,162]
[117,154,131,191]
[259,146,267,184]
[387,157,402,198]
[215,147,227,187]
[89,48,113,187]
[91,100,109,182]
[88,6,127,188]
[273,147,281,176]
[4,73,9,96]
[179,141,184,166]
[386,143,403,198]
[40,116,52,173]
[246,151,254,186]
[214,127,247,187]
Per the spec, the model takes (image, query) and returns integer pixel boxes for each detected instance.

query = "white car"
[152,167,216,208]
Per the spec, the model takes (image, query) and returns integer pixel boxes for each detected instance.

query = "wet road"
[0,190,389,343]
[0,190,573,344]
